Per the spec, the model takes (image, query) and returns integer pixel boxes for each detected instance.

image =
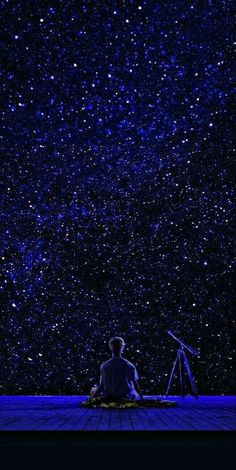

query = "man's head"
[109,336,125,356]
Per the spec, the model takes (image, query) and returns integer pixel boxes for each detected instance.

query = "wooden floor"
[0,395,235,431]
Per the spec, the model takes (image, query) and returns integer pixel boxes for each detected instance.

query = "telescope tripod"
[165,347,198,398]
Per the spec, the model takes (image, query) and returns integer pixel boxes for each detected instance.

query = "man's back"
[101,357,139,398]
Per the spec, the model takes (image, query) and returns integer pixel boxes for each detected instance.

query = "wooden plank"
[0,396,235,431]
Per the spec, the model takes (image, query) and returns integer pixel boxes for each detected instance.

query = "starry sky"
[1,1,235,395]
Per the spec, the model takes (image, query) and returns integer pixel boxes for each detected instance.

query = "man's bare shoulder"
[101,357,135,369]
[101,358,113,368]
[121,358,136,369]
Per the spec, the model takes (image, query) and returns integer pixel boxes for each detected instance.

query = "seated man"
[91,336,143,400]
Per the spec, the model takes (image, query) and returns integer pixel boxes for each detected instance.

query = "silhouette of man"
[92,337,143,400]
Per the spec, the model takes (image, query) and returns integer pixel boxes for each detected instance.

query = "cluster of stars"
[0,1,235,394]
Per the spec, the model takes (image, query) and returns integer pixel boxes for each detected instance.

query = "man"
[92,337,143,400]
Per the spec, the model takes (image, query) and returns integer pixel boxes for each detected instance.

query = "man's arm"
[91,367,104,397]
[133,380,144,400]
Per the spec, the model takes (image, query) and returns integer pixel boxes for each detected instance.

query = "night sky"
[1,1,235,395]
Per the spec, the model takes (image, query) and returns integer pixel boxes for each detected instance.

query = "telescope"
[167,330,199,356]
[165,330,199,399]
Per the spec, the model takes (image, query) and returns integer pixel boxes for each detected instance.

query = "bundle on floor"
[80,397,177,409]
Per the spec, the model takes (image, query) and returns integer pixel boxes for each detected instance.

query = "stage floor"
[0,395,235,431]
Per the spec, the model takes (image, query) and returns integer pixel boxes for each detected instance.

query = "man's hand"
[91,385,102,397]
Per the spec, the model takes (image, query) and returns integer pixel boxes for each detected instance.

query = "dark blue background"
[1,1,235,394]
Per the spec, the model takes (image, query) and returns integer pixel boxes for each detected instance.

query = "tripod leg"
[182,349,198,398]
[182,359,187,396]
[179,349,186,397]
[165,352,179,398]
